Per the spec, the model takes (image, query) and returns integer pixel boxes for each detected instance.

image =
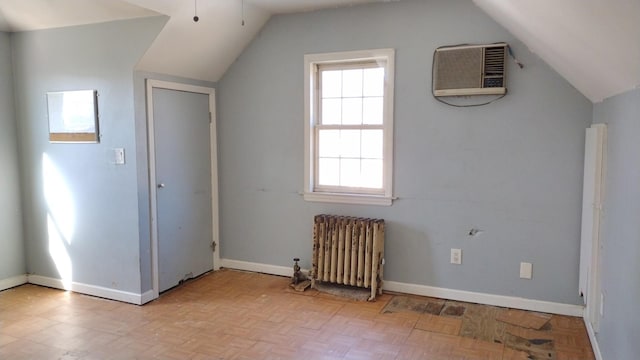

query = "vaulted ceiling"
[0,0,638,102]
[0,0,159,31]
[473,0,640,102]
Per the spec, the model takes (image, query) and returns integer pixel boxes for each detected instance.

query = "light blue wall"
[217,0,592,304]
[133,71,216,292]
[12,17,166,294]
[0,32,25,282]
[592,88,640,359]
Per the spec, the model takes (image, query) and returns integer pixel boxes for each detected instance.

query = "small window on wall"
[303,49,395,206]
[47,90,99,143]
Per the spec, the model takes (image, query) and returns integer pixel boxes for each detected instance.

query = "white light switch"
[520,262,532,279]
[114,148,125,165]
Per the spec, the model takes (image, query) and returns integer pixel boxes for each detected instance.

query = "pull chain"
[193,0,199,22]
[241,0,245,26]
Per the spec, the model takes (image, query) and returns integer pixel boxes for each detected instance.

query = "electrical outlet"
[450,248,462,265]
[520,262,533,279]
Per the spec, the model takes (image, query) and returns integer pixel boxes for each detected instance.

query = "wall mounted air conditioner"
[433,43,507,97]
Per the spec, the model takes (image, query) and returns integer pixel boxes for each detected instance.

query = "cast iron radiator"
[311,215,385,301]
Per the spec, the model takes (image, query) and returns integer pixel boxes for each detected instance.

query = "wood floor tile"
[382,294,445,315]
[406,329,459,355]
[459,303,506,343]
[505,323,554,340]
[0,333,19,347]
[415,313,462,335]
[556,348,596,360]
[354,338,402,358]
[0,315,59,338]
[504,332,556,360]
[0,338,67,359]
[496,308,552,329]
[502,346,533,360]
[396,345,453,360]
[0,269,595,359]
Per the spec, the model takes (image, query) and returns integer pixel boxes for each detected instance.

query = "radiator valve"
[292,258,302,285]
[290,258,311,292]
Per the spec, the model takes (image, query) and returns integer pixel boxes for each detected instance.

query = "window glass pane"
[342,98,362,125]
[339,130,361,158]
[361,130,383,159]
[342,69,363,97]
[362,97,383,125]
[318,129,340,157]
[321,98,342,125]
[363,67,384,97]
[322,70,342,98]
[340,159,361,187]
[361,159,383,188]
[318,158,340,186]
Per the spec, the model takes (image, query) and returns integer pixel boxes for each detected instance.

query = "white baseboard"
[140,290,156,305]
[0,274,28,291]
[221,258,294,277]
[27,275,146,305]
[584,315,603,360]
[384,280,584,317]
[220,258,583,317]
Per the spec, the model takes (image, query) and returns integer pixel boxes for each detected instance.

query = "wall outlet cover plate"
[520,262,533,279]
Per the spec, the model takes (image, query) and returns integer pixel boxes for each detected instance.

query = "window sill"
[303,192,393,206]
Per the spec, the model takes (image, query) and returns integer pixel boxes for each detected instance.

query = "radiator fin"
[312,215,385,301]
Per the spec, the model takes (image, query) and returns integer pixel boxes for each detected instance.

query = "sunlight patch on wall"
[42,153,75,289]
[42,153,76,242]
[47,214,72,290]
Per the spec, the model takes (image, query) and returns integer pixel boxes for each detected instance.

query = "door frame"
[579,123,606,333]
[146,79,220,299]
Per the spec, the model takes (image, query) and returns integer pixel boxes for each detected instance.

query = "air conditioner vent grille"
[433,47,483,91]
[483,46,505,87]
[433,43,507,97]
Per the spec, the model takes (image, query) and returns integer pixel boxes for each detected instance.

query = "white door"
[147,81,219,294]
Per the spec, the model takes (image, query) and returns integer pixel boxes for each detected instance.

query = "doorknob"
[157,183,166,188]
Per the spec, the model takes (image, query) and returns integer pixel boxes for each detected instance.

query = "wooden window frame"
[303,49,395,206]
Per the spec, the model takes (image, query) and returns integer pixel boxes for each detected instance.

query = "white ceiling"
[473,0,640,102]
[0,0,159,32]
[1,0,638,102]
[128,0,271,82]
[129,0,386,82]
[247,0,383,14]
[0,0,384,83]
[0,0,383,32]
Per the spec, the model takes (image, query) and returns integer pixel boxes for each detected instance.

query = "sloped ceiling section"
[0,0,385,83]
[473,0,640,103]
[130,0,384,82]
[0,0,159,32]
[6,0,636,98]
[248,0,383,14]
[129,0,271,82]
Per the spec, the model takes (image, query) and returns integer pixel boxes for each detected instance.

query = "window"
[304,49,394,206]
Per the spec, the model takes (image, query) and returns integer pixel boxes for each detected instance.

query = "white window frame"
[303,49,395,206]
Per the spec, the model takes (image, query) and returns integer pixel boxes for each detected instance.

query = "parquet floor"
[0,269,594,359]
